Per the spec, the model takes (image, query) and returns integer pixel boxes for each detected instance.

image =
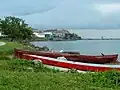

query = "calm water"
[31,29,120,61]
[31,40,120,55]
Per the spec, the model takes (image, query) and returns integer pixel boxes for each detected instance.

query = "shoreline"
[31,39,120,43]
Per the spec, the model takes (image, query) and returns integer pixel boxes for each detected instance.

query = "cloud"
[0,0,63,16]
[0,0,120,28]
[95,3,120,15]
[22,0,103,28]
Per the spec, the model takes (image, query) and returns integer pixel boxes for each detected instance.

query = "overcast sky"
[0,0,120,29]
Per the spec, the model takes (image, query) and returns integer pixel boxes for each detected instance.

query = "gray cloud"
[0,0,62,16]
[0,0,120,29]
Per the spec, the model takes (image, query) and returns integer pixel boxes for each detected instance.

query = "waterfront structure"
[52,29,70,38]
[33,29,81,40]
[33,31,53,39]
[33,32,45,38]
[42,32,53,38]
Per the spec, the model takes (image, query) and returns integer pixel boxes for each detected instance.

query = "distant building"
[42,29,71,39]
[33,31,53,38]
[33,29,72,40]
[33,32,45,38]
[101,36,104,40]
[42,32,53,38]
[43,29,57,32]
[42,29,70,38]
[0,32,7,37]
[0,32,1,36]
[53,29,70,38]
[33,30,42,33]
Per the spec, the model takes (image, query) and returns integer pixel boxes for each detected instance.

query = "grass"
[0,41,35,55]
[0,40,120,90]
[0,58,120,90]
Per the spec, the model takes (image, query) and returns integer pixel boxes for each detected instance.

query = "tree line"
[0,16,33,42]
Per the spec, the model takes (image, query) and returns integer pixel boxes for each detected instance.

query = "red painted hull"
[21,54,120,72]
[14,49,118,64]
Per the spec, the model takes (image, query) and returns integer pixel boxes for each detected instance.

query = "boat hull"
[21,54,120,72]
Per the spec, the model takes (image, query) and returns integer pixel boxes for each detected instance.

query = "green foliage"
[0,41,35,55]
[0,57,120,89]
[64,33,81,40]
[7,59,52,72]
[0,16,33,41]
[90,70,120,89]
[0,57,59,72]
[0,56,11,60]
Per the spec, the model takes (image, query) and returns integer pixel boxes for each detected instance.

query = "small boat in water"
[14,49,118,64]
[18,53,120,72]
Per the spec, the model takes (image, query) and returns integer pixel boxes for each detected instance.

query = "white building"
[33,32,45,38]
[42,32,53,38]
[0,32,1,36]
[33,32,53,38]
[0,32,6,37]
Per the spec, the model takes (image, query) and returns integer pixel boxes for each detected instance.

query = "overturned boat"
[14,49,118,64]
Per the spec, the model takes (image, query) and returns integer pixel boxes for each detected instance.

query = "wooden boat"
[19,53,120,72]
[14,49,118,64]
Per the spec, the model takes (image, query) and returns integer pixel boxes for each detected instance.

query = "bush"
[0,56,11,60]
[6,59,59,73]
[90,70,120,89]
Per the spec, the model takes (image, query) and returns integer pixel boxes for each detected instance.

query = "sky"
[69,29,120,38]
[0,0,120,29]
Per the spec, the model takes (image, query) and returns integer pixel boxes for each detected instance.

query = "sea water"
[31,29,120,61]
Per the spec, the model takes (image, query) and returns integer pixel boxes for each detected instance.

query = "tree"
[0,16,33,41]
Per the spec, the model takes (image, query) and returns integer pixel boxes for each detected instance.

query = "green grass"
[0,58,120,90]
[0,40,120,90]
[0,41,35,55]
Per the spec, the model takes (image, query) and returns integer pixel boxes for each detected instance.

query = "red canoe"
[14,49,118,64]
[21,54,120,72]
